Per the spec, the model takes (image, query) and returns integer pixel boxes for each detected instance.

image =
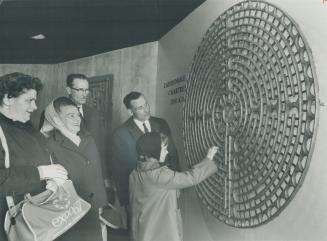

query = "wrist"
[206,155,213,160]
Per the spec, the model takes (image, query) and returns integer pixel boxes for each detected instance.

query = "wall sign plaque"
[183,0,319,227]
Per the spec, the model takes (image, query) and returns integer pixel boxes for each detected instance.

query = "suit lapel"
[126,118,144,140]
[149,117,160,132]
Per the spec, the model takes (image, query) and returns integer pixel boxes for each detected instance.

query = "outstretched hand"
[206,146,218,160]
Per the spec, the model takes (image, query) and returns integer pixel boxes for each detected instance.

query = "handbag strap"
[0,124,16,210]
[0,123,9,168]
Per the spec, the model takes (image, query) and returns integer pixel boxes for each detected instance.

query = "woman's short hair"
[0,72,43,105]
[136,132,169,162]
[53,96,77,114]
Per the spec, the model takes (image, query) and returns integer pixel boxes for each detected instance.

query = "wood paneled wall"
[0,41,158,129]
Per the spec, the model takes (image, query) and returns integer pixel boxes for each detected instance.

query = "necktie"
[143,123,149,133]
[77,106,82,116]
[78,106,84,122]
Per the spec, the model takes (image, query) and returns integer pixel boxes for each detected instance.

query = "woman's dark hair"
[123,91,142,109]
[0,72,43,105]
[53,96,77,114]
[136,132,168,162]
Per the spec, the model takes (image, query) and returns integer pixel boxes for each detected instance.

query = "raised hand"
[206,146,218,160]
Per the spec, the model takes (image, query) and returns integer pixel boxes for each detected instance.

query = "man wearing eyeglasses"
[65,73,90,121]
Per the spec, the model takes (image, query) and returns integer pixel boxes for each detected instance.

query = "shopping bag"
[4,180,91,241]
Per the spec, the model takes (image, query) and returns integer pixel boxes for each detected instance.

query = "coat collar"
[0,112,33,130]
[52,129,78,150]
[137,160,161,172]
[51,129,90,152]
[50,129,90,163]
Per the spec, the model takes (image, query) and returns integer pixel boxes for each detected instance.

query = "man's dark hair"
[53,96,77,114]
[0,72,43,106]
[66,74,88,88]
[123,91,142,109]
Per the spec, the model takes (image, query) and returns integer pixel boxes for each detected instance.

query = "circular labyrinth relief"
[183,0,319,227]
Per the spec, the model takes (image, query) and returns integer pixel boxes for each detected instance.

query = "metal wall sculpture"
[183,0,319,227]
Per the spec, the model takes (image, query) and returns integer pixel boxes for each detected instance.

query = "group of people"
[0,72,108,241]
[0,72,219,241]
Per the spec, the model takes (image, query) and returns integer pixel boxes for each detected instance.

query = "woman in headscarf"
[0,73,68,240]
[41,96,108,241]
[129,132,219,241]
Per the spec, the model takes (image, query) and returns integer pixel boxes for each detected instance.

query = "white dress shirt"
[133,119,151,133]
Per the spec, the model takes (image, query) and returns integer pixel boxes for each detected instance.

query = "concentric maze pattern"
[183,0,319,227]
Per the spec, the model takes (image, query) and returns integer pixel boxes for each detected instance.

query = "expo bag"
[4,180,91,241]
[0,125,91,241]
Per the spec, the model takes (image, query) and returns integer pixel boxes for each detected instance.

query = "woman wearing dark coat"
[0,73,68,240]
[41,96,108,241]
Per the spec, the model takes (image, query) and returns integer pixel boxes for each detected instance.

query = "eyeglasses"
[70,87,90,94]
[134,102,149,111]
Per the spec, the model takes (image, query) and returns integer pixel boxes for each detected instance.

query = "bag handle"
[25,191,55,206]
[0,125,16,211]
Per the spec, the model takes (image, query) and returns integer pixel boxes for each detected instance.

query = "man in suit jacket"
[112,91,180,208]
[65,74,97,132]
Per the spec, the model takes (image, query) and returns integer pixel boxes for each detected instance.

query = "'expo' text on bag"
[51,200,83,227]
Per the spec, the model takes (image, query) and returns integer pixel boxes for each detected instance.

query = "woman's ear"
[2,94,11,107]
